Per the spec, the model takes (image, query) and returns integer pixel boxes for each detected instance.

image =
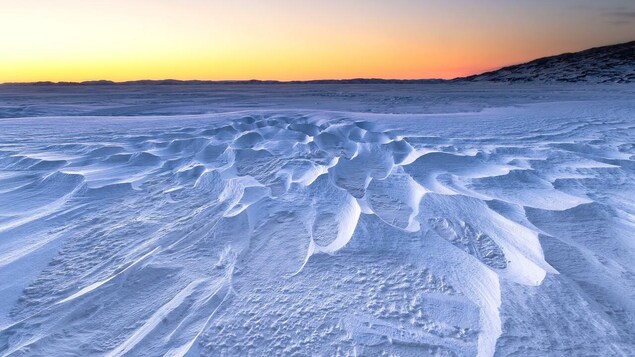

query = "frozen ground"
[0,83,634,356]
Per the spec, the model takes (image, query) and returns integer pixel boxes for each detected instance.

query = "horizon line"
[3,40,633,86]
[1,77,457,86]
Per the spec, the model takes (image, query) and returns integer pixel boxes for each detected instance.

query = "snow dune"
[0,85,634,356]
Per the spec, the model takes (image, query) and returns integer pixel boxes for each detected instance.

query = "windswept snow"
[0,84,634,356]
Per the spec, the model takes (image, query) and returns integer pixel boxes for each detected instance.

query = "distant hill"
[1,78,444,86]
[457,41,635,83]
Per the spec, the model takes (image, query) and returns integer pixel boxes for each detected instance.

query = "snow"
[0,83,634,356]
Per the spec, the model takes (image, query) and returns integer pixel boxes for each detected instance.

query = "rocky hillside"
[459,41,635,83]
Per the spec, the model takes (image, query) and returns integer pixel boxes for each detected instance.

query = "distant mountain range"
[3,41,634,85]
[0,78,444,86]
[458,40,635,83]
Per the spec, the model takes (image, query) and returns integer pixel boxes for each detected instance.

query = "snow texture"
[0,83,634,356]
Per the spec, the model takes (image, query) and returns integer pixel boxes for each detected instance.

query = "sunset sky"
[1,0,634,82]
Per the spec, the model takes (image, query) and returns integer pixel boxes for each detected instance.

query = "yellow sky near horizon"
[1,0,634,82]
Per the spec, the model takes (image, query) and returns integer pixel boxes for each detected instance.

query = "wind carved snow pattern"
[0,85,634,356]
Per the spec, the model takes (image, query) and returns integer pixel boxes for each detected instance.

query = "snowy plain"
[0,83,634,356]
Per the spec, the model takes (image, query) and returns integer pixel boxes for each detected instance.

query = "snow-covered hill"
[0,85,634,356]
[459,41,635,83]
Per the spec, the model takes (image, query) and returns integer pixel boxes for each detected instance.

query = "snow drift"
[0,85,634,356]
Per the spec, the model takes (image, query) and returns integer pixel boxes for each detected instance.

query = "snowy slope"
[460,41,635,83]
[0,85,634,356]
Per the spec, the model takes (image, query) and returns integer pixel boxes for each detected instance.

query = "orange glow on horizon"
[1,0,634,83]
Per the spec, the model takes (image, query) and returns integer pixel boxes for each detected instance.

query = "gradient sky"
[1,0,634,82]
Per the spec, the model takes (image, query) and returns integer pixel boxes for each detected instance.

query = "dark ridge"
[1,78,445,86]
[455,40,635,83]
